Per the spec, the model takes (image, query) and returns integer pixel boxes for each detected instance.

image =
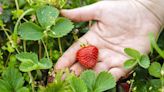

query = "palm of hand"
[55,1,161,80]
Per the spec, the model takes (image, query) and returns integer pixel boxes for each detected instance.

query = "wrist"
[136,0,164,25]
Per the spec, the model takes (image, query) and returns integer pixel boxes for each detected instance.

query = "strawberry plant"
[0,0,164,92]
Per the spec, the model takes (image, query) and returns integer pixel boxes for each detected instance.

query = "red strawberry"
[76,45,98,68]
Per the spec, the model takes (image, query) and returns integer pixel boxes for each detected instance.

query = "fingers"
[94,49,128,71]
[108,67,129,81]
[55,31,99,70]
[70,63,85,76]
[55,36,87,70]
[61,2,101,22]
[93,49,130,80]
[93,62,109,73]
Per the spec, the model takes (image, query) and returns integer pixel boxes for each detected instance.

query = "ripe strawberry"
[76,45,98,68]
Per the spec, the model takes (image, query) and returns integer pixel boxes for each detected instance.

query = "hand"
[55,0,162,80]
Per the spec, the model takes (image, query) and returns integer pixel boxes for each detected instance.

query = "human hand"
[55,0,162,80]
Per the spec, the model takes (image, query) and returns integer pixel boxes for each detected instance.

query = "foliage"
[124,48,150,69]
[0,0,163,92]
[16,52,52,72]
[124,31,164,92]
[0,67,29,92]
[39,70,116,92]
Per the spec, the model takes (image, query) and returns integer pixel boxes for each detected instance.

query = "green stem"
[5,53,11,67]
[41,39,50,59]
[14,8,34,36]
[23,40,26,52]
[58,38,63,55]
[15,0,19,10]
[15,48,20,54]
[72,30,79,42]
[2,26,12,41]
[23,18,29,22]
[28,72,35,92]
[0,28,11,33]
[129,80,134,92]
[1,26,20,53]
[149,33,164,59]
[38,40,42,59]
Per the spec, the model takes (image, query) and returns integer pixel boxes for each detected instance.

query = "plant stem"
[149,33,164,59]
[15,48,20,54]
[72,29,79,42]
[2,26,12,42]
[0,28,11,33]
[58,38,63,55]
[15,0,19,10]
[128,79,134,92]
[23,40,26,52]
[38,40,42,59]
[1,26,21,54]
[5,53,11,67]
[28,72,35,92]
[41,39,50,59]
[23,18,29,22]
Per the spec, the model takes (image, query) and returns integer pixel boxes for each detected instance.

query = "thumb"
[61,2,100,22]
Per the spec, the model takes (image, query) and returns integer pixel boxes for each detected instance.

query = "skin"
[54,0,163,81]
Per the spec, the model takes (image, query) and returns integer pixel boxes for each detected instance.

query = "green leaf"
[39,80,72,92]
[138,55,150,69]
[18,22,44,40]
[149,32,164,59]
[134,67,149,81]
[36,5,59,29]
[50,17,74,38]
[16,52,52,72]
[16,52,38,63]
[94,72,116,92]
[8,55,18,67]
[39,69,73,92]
[124,48,141,59]
[148,62,161,78]
[69,76,88,92]
[17,87,30,92]
[124,59,137,69]
[19,60,38,72]
[0,80,10,92]
[147,79,161,92]
[0,67,25,92]
[38,58,53,69]
[80,70,96,91]
[18,0,26,7]
[132,80,147,92]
